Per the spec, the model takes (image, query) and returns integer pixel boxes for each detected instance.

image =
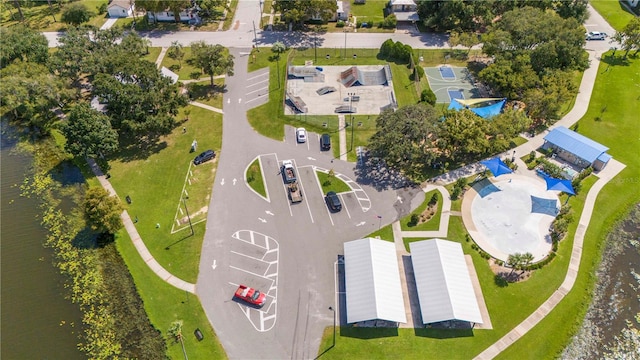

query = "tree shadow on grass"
[113,134,168,163]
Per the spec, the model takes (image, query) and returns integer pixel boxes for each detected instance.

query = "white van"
[586,31,606,40]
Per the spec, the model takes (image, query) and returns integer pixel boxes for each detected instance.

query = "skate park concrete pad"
[285,65,396,115]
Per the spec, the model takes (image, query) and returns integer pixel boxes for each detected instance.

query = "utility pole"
[183,197,194,236]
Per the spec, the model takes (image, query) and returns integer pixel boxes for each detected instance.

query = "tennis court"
[425,66,480,103]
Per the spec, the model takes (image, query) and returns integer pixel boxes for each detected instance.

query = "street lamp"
[343,28,347,58]
[328,306,336,348]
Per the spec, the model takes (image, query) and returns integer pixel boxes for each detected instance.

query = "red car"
[234,285,266,307]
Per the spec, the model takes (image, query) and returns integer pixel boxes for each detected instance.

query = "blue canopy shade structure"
[530,196,559,216]
[544,177,576,196]
[448,98,506,119]
[480,158,513,177]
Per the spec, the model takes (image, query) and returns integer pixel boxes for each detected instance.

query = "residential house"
[108,0,134,18]
[388,0,418,22]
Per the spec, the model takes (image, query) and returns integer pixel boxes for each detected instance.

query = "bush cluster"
[450,177,467,200]
[379,39,413,63]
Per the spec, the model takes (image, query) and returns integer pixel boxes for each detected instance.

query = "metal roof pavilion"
[410,239,483,324]
[543,126,609,163]
[344,238,407,324]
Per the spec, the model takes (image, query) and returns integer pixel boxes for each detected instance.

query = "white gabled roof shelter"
[344,238,406,324]
[410,239,483,325]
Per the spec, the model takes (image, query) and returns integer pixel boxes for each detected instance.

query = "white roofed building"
[343,238,406,325]
[410,239,483,325]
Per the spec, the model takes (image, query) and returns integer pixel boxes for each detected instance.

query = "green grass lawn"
[317,171,352,194]
[107,105,222,283]
[1,0,108,31]
[160,47,204,80]
[246,157,267,197]
[348,0,387,26]
[365,223,394,242]
[590,0,638,30]
[187,79,226,109]
[143,47,163,63]
[222,0,240,30]
[115,230,227,360]
[400,190,442,231]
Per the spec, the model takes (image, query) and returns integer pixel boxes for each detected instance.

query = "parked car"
[320,133,331,151]
[193,149,215,165]
[296,128,307,143]
[325,191,342,212]
[586,31,606,40]
[234,285,266,307]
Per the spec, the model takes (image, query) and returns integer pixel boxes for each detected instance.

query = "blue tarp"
[447,99,506,119]
[544,176,576,196]
[480,158,513,177]
[543,127,609,164]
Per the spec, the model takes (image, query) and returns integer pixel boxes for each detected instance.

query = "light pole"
[328,306,336,348]
[343,28,347,58]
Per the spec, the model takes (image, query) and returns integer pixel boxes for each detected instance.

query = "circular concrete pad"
[465,176,557,262]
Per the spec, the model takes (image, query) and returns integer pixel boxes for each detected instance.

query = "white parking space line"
[246,86,268,95]
[247,72,269,81]
[244,96,266,104]
[246,78,269,87]
[230,230,280,332]
[340,193,351,219]
[313,167,335,226]
[230,265,274,279]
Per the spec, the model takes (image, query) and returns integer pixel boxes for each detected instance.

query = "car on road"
[320,134,331,151]
[586,31,606,40]
[325,191,342,212]
[193,149,215,165]
[234,285,266,307]
[296,128,307,143]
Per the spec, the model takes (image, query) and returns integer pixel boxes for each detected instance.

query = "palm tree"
[507,253,522,276]
[271,41,286,88]
[168,320,187,360]
[519,252,534,275]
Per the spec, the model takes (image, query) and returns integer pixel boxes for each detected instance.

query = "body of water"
[1,130,85,359]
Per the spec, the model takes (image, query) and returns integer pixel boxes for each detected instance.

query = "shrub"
[528,150,536,162]
[451,186,462,200]
[380,14,397,29]
[336,20,345,28]
[428,193,438,206]
[421,88,436,106]
[409,213,419,227]
[97,3,107,14]
[379,39,394,57]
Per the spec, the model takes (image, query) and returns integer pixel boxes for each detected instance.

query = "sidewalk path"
[400,184,451,239]
[189,101,224,114]
[474,158,625,359]
[87,155,197,293]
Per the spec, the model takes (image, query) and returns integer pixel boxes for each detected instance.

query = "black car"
[325,191,342,212]
[193,150,215,165]
[320,134,331,151]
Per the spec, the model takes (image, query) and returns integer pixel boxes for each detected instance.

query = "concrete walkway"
[189,101,224,114]
[155,47,168,68]
[400,184,451,239]
[99,18,118,30]
[338,115,347,161]
[87,159,197,293]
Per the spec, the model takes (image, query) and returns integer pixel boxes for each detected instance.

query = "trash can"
[125,195,132,204]
[194,328,204,341]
